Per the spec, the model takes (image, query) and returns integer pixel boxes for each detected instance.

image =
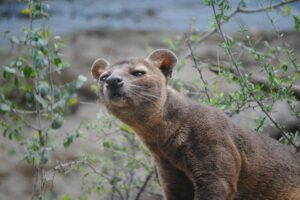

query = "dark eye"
[100,74,109,81]
[131,71,146,77]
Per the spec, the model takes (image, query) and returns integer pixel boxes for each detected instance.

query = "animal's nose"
[105,75,124,89]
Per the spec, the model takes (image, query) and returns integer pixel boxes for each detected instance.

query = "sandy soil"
[0,29,299,200]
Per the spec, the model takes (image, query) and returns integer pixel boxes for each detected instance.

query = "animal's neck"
[121,87,187,144]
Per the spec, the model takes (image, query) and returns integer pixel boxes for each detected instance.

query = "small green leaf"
[3,66,16,79]
[4,30,10,35]
[67,97,78,106]
[37,83,50,97]
[279,5,292,16]
[76,75,87,88]
[53,56,62,67]
[90,84,98,94]
[51,115,64,130]
[203,0,211,5]
[0,103,10,114]
[22,66,36,78]
[281,63,288,72]
[67,82,77,93]
[61,194,72,200]
[293,15,300,30]
[25,92,34,107]
[41,30,51,39]
[53,87,61,99]
[63,133,74,148]
[121,124,132,133]
[102,141,111,148]
[83,193,90,200]
[21,8,32,16]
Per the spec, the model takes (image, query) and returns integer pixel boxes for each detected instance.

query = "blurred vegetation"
[0,0,300,199]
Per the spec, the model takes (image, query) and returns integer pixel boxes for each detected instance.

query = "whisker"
[128,90,159,102]
[126,84,161,100]
[126,89,161,107]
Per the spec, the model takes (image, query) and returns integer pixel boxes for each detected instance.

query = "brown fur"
[91,49,300,200]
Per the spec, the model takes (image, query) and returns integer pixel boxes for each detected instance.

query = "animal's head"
[91,49,177,113]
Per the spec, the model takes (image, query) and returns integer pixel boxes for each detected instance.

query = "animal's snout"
[105,75,124,89]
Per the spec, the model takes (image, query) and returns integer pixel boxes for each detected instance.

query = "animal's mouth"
[106,88,125,101]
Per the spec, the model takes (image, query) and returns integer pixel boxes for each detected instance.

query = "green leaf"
[76,75,87,88]
[13,128,24,141]
[61,194,72,200]
[3,66,16,79]
[51,115,64,130]
[53,87,61,99]
[41,30,51,39]
[22,66,36,78]
[121,124,132,133]
[0,103,10,114]
[21,8,32,16]
[63,133,74,148]
[67,97,78,106]
[53,56,62,67]
[4,30,10,35]
[102,141,111,148]
[37,83,50,97]
[281,63,288,72]
[25,92,34,107]
[203,0,211,5]
[83,193,90,200]
[164,37,175,50]
[67,82,77,94]
[90,84,98,94]
[279,5,292,16]
[293,15,300,30]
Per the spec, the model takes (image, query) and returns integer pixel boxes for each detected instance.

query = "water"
[0,0,299,45]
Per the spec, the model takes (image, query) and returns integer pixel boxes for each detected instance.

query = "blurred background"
[0,0,300,200]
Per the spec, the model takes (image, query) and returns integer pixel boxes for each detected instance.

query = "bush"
[0,0,299,199]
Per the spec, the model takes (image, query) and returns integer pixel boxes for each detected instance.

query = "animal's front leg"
[193,176,235,200]
[155,158,194,200]
[189,146,240,200]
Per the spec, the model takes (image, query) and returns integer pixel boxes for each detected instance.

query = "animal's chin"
[104,90,129,107]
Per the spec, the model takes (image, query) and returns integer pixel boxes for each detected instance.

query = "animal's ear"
[147,49,177,78]
[91,58,109,80]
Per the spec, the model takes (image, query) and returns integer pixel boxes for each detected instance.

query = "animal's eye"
[131,71,146,77]
[100,74,109,81]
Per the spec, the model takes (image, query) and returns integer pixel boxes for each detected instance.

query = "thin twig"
[185,33,211,102]
[223,34,274,59]
[237,0,299,13]
[183,0,298,59]
[47,160,126,200]
[208,64,300,100]
[134,170,154,200]
[211,2,299,152]
[86,162,125,200]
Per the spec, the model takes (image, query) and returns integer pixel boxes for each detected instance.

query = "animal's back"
[197,104,300,199]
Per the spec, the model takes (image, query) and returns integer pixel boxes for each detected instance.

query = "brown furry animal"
[91,49,300,200]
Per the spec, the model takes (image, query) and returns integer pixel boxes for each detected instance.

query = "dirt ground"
[0,29,299,200]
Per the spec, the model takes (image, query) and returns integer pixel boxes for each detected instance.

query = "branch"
[48,160,126,200]
[211,2,300,152]
[134,170,154,200]
[182,0,298,60]
[208,64,300,101]
[237,0,299,13]
[185,33,211,102]
[223,34,274,60]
